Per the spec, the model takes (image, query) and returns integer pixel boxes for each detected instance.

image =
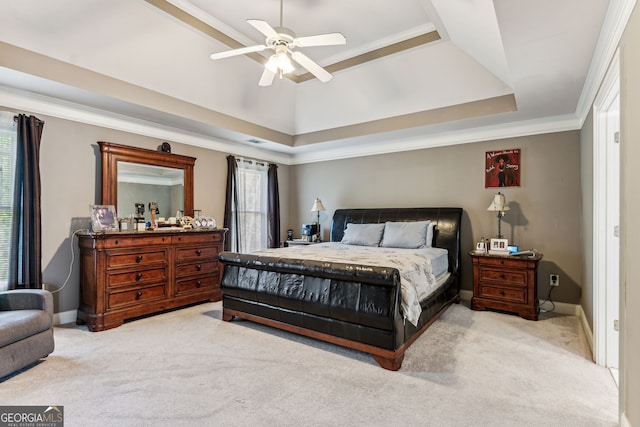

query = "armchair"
[0,289,55,379]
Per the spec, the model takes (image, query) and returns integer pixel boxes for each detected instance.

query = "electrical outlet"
[550,274,559,287]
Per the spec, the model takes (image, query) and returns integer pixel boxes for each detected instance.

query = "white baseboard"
[54,309,77,326]
[460,290,583,317]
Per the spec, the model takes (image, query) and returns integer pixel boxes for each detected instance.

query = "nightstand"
[469,251,543,321]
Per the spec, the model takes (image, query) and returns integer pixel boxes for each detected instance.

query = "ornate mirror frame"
[99,141,195,217]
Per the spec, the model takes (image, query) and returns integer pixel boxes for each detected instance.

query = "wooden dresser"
[469,251,543,320]
[77,229,226,331]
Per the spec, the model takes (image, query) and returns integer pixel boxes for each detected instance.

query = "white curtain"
[231,157,268,253]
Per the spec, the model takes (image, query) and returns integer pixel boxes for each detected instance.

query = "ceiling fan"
[209,0,346,87]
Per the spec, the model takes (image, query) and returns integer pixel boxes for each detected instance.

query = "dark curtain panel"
[223,155,239,251]
[267,163,280,248]
[9,114,45,290]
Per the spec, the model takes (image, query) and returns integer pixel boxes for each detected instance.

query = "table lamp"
[310,198,326,242]
[487,192,510,239]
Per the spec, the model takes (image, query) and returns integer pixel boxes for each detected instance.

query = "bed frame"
[219,207,463,370]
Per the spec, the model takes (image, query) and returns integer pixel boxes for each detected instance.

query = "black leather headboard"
[330,208,463,275]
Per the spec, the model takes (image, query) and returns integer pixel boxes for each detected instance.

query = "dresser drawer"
[104,235,171,248]
[106,250,167,268]
[175,274,219,295]
[175,260,219,277]
[479,284,527,304]
[478,268,526,286]
[107,267,167,288]
[172,232,223,245]
[175,245,220,262]
[108,284,166,308]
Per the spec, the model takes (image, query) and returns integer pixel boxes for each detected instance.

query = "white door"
[593,51,620,371]
[605,95,620,370]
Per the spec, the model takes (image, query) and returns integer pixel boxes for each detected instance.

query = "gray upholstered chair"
[0,289,55,379]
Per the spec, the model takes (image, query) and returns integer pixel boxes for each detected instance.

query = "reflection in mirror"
[117,162,184,221]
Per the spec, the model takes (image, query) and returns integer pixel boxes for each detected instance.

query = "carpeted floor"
[0,301,618,427]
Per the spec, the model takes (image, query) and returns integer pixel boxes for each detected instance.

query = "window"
[0,112,16,291]
[231,159,268,253]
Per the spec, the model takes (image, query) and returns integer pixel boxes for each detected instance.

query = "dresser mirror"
[99,141,195,220]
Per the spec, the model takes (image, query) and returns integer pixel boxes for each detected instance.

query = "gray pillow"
[381,221,430,249]
[341,223,385,246]
[426,222,436,247]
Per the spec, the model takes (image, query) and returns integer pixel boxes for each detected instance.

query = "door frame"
[592,49,620,367]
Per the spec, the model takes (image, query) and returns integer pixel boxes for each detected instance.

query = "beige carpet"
[0,302,617,426]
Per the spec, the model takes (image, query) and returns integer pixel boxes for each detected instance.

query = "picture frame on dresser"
[90,205,118,232]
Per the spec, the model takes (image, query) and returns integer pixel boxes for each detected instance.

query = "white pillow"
[341,223,385,246]
[381,221,430,249]
[426,222,436,247]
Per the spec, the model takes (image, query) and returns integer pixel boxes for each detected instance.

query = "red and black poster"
[485,148,520,188]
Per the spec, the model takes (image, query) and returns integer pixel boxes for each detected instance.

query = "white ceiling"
[0,0,620,164]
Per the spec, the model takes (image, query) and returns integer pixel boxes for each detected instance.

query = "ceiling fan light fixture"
[265,51,294,77]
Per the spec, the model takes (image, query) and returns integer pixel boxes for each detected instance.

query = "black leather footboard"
[220,256,406,349]
[219,207,462,366]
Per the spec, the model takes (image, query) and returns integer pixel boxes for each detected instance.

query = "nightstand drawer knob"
[500,273,506,279]
[136,255,143,263]
[136,273,143,280]
[500,290,505,296]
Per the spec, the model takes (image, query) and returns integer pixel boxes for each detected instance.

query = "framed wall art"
[485,148,521,188]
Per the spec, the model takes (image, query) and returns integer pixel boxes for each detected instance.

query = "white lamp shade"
[311,198,326,212]
[487,193,510,211]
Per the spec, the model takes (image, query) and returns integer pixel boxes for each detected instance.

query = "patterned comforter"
[249,242,449,326]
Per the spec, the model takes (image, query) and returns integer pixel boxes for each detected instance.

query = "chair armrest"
[0,289,54,316]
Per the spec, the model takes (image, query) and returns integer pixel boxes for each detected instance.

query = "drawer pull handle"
[500,290,505,296]
[196,264,202,271]
[136,291,143,299]
[196,249,202,256]
[500,274,506,279]
[136,255,143,263]
[196,280,201,288]
[136,273,143,280]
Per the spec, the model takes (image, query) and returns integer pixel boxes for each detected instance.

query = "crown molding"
[575,0,636,125]
[291,114,581,164]
[0,84,293,165]
[1,83,584,166]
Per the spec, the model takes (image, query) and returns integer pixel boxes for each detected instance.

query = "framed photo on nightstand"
[490,238,509,251]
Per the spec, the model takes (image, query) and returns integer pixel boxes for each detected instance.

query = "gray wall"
[289,131,583,303]
[29,113,290,314]
[579,109,594,329]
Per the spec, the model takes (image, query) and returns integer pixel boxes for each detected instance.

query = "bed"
[218,207,463,370]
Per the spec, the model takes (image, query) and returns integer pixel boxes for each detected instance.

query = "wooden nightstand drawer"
[479,284,527,304]
[478,268,526,286]
[476,256,526,269]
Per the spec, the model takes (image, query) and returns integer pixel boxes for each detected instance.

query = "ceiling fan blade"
[247,19,280,39]
[258,68,276,87]
[210,44,267,60]
[294,32,346,48]
[291,51,332,82]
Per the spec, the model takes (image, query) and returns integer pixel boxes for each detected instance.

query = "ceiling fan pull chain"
[280,0,284,27]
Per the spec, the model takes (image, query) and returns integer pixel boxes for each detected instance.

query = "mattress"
[248,242,450,326]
